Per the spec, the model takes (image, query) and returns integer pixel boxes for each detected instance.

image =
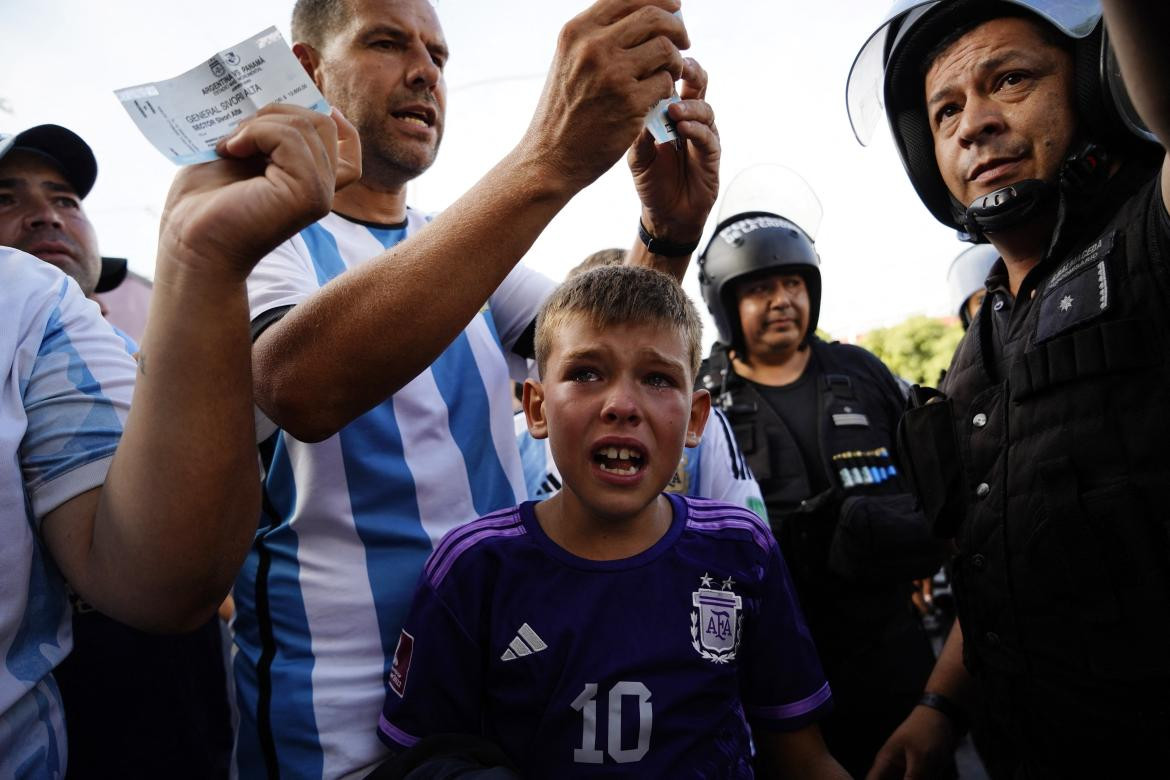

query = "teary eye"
[645,372,677,389]
[569,367,600,383]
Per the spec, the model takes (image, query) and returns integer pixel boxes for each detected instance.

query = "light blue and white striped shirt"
[0,249,135,778]
[236,211,555,779]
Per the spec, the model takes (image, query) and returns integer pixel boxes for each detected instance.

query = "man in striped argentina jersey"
[236,0,721,776]
[379,267,846,778]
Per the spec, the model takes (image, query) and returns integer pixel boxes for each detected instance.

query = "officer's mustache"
[964,140,1031,181]
[763,311,798,325]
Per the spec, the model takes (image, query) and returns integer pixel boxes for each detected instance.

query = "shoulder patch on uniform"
[1036,237,1113,344]
[831,412,870,428]
[388,629,414,698]
[1045,231,1116,293]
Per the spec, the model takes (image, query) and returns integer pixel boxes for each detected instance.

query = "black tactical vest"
[700,339,943,654]
[902,168,1170,687]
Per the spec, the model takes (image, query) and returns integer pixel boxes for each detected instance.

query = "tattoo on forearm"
[136,352,146,375]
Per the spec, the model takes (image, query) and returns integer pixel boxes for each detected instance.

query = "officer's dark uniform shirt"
[982,262,1020,381]
[751,356,829,497]
[923,162,1170,773]
[703,339,942,777]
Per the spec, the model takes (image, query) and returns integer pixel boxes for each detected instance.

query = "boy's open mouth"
[593,445,645,476]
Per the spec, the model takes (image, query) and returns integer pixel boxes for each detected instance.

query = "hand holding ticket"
[116,27,329,165]
[644,11,686,145]
[158,104,358,279]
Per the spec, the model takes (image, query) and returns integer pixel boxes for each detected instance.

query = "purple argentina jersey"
[378,494,831,778]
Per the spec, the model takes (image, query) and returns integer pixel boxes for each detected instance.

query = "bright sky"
[1,0,967,344]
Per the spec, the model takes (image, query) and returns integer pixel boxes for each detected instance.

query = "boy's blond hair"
[535,266,703,379]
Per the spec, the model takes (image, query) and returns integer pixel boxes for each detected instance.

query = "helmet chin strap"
[957,143,1112,241]
[962,178,1053,237]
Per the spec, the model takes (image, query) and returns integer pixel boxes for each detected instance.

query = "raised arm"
[253,0,692,443]
[626,56,720,280]
[40,106,360,633]
[1099,2,1170,205]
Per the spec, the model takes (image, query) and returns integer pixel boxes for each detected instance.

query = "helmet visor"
[846,0,1103,146]
[947,243,999,314]
[716,164,823,241]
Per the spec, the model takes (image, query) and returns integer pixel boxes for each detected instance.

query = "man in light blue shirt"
[1,105,359,776]
[0,123,237,776]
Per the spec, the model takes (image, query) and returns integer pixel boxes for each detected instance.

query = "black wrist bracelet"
[637,219,700,257]
[918,692,969,733]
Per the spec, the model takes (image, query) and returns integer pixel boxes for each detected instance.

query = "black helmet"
[846,0,1159,235]
[697,165,822,354]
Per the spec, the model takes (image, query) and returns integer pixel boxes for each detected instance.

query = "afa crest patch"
[691,573,743,664]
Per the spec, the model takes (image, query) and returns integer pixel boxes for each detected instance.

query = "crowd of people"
[3,0,1168,778]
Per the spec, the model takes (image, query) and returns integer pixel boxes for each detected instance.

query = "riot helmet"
[947,243,999,328]
[846,0,1159,239]
[698,165,822,354]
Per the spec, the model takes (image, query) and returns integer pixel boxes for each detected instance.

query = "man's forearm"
[626,208,693,282]
[1101,2,1170,148]
[78,262,259,631]
[757,726,850,780]
[253,148,579,442]
[923,618,974,709]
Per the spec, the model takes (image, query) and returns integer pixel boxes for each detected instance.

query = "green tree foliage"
[857,315,964,386]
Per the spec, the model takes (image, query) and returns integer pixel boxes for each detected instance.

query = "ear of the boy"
[686,389,712,448]
[522,378,549,439]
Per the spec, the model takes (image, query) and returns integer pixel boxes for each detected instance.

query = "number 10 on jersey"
[571,681,652,764]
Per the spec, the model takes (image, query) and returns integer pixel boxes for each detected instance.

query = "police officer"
[847,1,1170,777]
[697,166,947,777]
[947,244,999,330]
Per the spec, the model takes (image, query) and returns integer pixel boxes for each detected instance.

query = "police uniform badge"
[691,573,742,663]
[1036,231,1115,343]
